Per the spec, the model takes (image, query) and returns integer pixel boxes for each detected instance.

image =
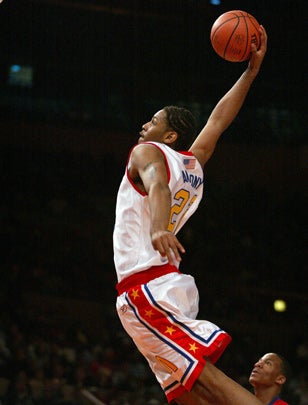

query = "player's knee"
[192,362,228,401]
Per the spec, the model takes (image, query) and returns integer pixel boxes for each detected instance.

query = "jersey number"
[168,189,197,232]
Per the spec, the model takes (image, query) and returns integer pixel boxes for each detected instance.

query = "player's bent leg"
[194,361,263,405]
[173,390,204,405]
[175,361,264,405]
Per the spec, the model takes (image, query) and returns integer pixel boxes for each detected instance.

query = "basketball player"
[113,27,267,405]
[249,353,291,405]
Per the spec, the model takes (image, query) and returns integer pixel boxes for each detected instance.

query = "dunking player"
[113,27,267,405]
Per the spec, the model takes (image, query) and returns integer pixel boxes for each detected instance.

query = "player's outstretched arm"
[190,26,267,168]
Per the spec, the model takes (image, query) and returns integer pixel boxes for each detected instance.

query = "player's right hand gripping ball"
[210,10,261,62]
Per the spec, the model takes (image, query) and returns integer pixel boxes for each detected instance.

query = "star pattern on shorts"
[165,326,176,336]
[128,287,212,360]
[189,342,199,353]
[144,309,154,318]
[130,288,140,300]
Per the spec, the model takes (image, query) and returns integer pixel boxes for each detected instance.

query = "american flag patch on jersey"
[183,157,196,170]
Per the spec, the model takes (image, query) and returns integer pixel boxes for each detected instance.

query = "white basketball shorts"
[116,271,231,403]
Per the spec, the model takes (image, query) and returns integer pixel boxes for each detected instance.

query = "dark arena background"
[0,0,307,404]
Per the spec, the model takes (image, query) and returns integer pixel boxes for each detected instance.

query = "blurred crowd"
[0,313,168,404]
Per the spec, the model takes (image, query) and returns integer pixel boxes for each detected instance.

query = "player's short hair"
[163,106,197,151]
[275,353,292,382]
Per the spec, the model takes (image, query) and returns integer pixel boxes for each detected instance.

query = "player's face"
[249,353,283,387]
[138,109,171,144]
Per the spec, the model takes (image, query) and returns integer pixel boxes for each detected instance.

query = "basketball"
[210,10,261,62]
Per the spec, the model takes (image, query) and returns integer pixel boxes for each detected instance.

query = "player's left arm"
[190,26,268,167]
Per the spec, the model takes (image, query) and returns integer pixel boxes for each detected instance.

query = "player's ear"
[164,130,178,145]
[276,374,286,387]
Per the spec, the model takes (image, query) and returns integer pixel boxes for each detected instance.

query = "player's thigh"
[174,390,207,405]
[192,362,263,405]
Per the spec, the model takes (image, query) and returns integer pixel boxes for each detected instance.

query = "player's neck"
[254,386,280,404]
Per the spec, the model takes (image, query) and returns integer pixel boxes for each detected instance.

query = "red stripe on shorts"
[116,264,180,295]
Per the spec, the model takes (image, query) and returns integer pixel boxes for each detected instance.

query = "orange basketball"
[210,10,261,62]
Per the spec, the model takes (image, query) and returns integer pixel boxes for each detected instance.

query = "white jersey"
[113,142,204,282]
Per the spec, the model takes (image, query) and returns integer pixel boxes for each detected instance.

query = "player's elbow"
[148,182,171,200]
[193,144,217,167]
